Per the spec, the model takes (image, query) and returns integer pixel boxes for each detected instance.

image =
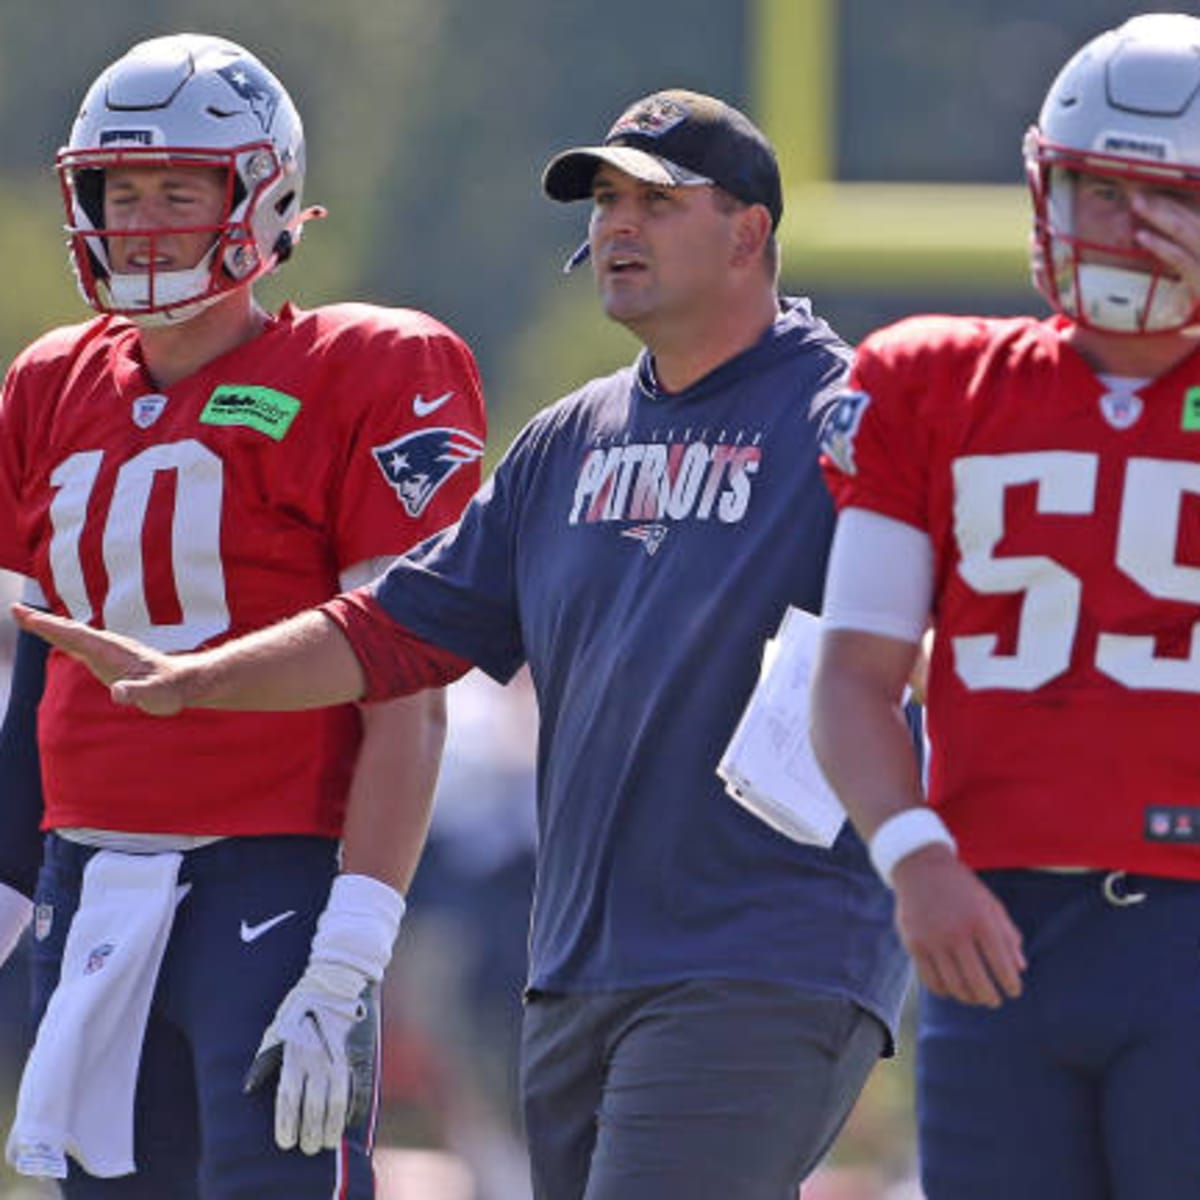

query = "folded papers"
[718,606,846,848]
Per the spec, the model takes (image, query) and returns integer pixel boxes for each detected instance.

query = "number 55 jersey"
[0,303,485,837]
[821,313,1200,879]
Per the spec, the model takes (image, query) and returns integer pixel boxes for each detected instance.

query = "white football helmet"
[57,34,317,325]
[1024,13,1200,334]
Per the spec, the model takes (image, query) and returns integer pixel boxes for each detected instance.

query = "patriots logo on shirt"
[819,390,871,476]
[622,523,669,556]
[217,60,280,135]
[373,426,485,517]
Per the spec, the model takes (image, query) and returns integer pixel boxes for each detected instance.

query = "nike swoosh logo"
[239,910,296,944]
[412,390,454,417]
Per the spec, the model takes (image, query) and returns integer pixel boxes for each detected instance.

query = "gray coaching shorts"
[520,978,886,1200]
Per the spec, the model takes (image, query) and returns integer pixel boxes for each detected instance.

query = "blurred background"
[0,0,1157,1196]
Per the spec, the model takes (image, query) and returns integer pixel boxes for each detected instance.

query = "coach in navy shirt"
[21,90,911,1200]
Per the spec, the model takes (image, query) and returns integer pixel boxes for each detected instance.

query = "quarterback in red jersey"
[812,14,1200,1200]
[0,33,483,1199]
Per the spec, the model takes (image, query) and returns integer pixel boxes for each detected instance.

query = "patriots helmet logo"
[373,426,485,517]
[217,60,281,135]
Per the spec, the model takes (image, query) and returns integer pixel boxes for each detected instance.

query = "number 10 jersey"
[0,303,485,837]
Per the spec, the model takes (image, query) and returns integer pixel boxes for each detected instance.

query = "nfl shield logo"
[34,903,52,941]
[132,393,168,429]
[1099,390,1143,430]
[84,943,115,975]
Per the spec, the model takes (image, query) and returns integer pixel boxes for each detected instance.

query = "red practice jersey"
[0,301,485,836]
[822,313,1200,879]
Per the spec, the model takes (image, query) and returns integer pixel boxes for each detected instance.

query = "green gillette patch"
[200,386,301,440]
[1183,387,1200,431]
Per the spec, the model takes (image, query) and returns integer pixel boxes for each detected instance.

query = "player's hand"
[892,845,1026,1007]
[244,960,374,1154]
[246,874,400,1153]
[1132,190,1200,303]
[10,603,188,716]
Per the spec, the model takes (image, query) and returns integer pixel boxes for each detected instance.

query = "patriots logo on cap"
[373,426,485,517]
[217,60,280,134]
[609,96,689,140]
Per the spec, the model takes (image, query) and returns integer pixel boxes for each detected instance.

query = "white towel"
[6,849,184,1179]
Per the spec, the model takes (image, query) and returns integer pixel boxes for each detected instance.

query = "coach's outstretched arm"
[11,602,365,716]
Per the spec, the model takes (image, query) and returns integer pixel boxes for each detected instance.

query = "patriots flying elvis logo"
[819,390,871,476]
[610,95,689,139]
[373,426,484,517]
[621,523,669,556]
[217,60,280,134]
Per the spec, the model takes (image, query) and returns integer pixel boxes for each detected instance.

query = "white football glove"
[245,960,370,1154]
[244,874,404,1154]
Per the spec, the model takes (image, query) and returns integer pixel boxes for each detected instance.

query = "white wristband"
[309,873,406,983]
[869,808,957,887]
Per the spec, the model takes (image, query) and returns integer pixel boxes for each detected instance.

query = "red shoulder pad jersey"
[822,313,1200,879]
[0,302,485,836]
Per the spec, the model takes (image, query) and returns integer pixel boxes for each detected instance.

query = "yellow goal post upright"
[753,0,1031,291]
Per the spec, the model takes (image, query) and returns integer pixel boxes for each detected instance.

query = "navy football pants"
[29,833,376,1200]
[919,868,1200,1200]
[521,978,886,1200]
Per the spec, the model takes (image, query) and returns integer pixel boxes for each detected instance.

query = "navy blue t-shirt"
[373,298,910,1039]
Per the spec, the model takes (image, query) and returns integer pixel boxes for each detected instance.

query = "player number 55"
[953,451,1200,692]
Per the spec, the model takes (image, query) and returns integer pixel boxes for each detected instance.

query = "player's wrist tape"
[309,873,406,983]
[868,808,957,887]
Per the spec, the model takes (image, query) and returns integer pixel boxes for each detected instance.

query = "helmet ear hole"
[274,190,296,217]
[75,168,106,229]
[273,229,294,264]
